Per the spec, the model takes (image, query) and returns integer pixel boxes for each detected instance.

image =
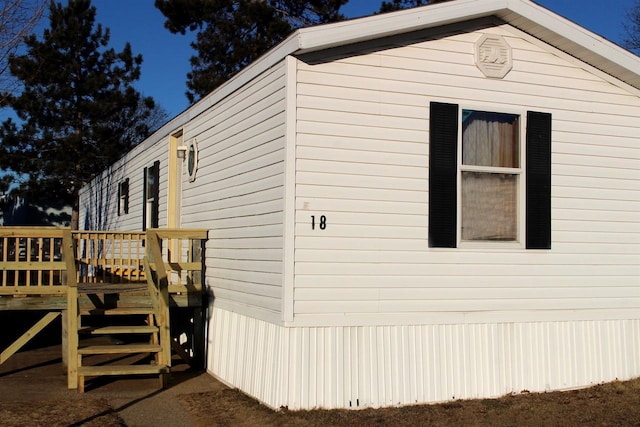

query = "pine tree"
[0,0,161,227]
[155,0,348,103]
[378,0,450,14]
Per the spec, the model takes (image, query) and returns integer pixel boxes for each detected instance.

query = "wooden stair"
[64,228,207,392]
[74,290,170,393]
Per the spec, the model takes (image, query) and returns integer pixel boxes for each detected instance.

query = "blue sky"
[88,0,637,118]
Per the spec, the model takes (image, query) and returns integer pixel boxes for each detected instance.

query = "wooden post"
[146,229,172,368]
[61,310,68,371]
[63,229,79,389]
[191,237,205,369]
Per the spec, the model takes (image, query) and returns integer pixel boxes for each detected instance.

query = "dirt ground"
[1,341,639,426]
[180,379,640,427]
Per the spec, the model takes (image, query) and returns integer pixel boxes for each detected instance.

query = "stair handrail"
[144,228,207,367]
[144,229,172,367]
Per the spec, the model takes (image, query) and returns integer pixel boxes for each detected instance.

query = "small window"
[187,138,198,182]
[143,161,159,230]
[117,179,129,216]
[461,110,520,242]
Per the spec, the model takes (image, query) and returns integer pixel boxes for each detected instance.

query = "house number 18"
[311,215,327,230]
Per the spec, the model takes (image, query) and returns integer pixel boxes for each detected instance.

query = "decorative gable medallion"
[475,34,512,79]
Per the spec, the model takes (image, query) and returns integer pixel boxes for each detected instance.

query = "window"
[187,138,198,182]
[461,110,519,241]
[143,161,160,230]
[117,179,129,216]
[429,102,551,249]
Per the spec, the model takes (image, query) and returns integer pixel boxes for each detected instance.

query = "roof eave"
[296,0,508,54]
[292,0,639,90]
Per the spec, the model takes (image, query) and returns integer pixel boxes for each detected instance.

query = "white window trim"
[456,105,527,250]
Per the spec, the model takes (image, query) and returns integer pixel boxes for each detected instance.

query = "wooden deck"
[0,227,207,391]
[0,228,206,306]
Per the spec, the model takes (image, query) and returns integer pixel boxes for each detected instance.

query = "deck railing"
[0,227,68,293]
[71,229,206,289]
[73,231,146,284]
[0,227,207,293]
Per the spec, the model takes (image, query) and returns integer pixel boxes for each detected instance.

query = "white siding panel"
[293,25,640,323]
[296,198,426,215]
[297,172,426,191]
[295,262,638,277]
[298,133,427,155]
[297,146,426,167]
[297,185,427,203]
[297,94,426,119]
[296,236,640,255]
[206,213,283,231]
[293,250,639,266]
[297,159,426,179]
[179,60,288,319]
[298,119,426,143]
[294,274,639,289]
[553,187,640,202]
[297,70,635,116]
[208,268,281,287]
[208,307,640,410]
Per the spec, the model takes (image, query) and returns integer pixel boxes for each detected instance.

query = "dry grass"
[178,378,640,427]
[0,399,125,426]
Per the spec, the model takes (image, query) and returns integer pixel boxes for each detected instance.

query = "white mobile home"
[79,0,640,409]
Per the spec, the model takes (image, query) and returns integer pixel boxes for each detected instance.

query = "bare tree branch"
[0,0,47,100]
[624,1,640,53]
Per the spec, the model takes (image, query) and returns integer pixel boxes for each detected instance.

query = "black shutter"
[122,179,129,214]
[117,182,122,216]
[526,111,552,249]
[429,102,458,248]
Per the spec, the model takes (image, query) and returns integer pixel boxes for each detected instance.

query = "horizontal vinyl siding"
[293,24,640,325]
[181,61,287,320]
[209,307,640,409]
[78,140,168,232]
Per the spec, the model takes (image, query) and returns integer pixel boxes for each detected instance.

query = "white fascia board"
[296,0,508,54]
[505,0,640,89]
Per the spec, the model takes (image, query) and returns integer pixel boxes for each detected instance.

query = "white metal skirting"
[206,307,640,410]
